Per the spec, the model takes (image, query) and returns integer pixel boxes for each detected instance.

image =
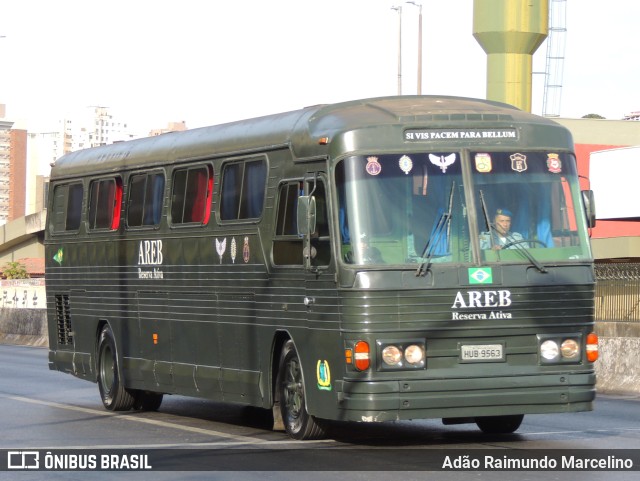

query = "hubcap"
[284,358,303,419]
[100,345,115,394]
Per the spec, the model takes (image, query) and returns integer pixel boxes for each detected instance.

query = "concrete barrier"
[0,308,48,347]
[594,322,640,395]
[0,308,638,395]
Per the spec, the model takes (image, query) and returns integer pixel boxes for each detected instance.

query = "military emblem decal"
[475,153,492,173]
[429,153,456,173]
[317,360,332,391]
[243,236,250,263]
[399,155,413,175]
[547,153,562,173]
[215,237,227,264]
[230,237,237,264]
[366,156,382,176]
[510,153,528,172]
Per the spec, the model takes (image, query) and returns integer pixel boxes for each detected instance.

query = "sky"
[0,0,638,135]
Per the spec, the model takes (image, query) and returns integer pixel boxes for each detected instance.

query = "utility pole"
[406,2,423,95]
[391,6,402,95]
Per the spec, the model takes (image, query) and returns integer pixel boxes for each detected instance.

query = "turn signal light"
[344,348,353,365]
[586,333,599,362]
[354,341,370,371]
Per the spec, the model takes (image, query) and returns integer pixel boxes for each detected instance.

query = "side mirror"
[296,195,316,237]
[581,190,596,228]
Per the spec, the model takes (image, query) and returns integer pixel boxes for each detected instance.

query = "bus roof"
[50,95,567,179]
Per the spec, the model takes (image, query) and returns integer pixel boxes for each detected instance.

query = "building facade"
[9,129,27,221]
[63,106,135,151]
[0,118,11,224]
[25,131,63,216]
[150,121,187,137]
[0,106,27,225]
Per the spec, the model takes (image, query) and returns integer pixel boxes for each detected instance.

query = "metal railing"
[595,263,640,322]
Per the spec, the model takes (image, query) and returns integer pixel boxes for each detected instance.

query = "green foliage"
[582,113,606,119]
[2,261,30,279]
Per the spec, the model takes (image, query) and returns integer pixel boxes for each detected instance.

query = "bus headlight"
[405,344,425,365]
[538,334,583,364]
[540,340,560,361]
[560,339,580,359]
[377,340,426,370]
[382,346,403,366]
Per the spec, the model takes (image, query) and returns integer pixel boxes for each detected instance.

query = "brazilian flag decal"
[469,267,492,285]
[53,248,64,266]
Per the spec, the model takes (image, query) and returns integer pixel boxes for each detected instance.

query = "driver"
[344,233,384,264]
[480,208,528,250]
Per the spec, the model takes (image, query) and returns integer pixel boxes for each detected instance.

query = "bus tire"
[277,340,326,440]
[475,414,524,434]
[97,325,135,411]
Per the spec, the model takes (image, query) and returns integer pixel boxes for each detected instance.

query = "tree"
[582,113,606,119]
[2,261,30,279]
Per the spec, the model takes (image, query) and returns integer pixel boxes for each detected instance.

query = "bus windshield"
[336,151,591,266]
[471,151,591,263]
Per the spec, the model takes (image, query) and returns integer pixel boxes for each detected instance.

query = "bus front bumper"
[333,371,596,423]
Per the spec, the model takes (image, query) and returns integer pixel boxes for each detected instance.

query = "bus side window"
[220,158,267,221]
[50,182,84,233]
[127,172,165,228]
[171,165,213,225]
[273,181,303,265]
[310,182,331,266]
[272,180,331,267]
[89,177,122,231]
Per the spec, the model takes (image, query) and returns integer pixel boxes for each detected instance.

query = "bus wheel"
[277,340,326,440]
[97,325,135,411]
[475,414,524,434]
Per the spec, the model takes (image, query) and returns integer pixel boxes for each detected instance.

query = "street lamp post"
[391,6,402,95]
[406,1,423,95]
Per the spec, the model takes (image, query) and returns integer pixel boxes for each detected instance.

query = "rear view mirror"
[581,190,596,228]
[296,195,316,237]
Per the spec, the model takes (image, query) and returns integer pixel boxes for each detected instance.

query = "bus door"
[273,174,334,313]
[297,175,335,316]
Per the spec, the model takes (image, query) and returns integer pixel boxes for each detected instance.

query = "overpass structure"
[0,211,45,268]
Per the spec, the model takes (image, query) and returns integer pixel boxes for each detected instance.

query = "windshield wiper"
[478,190,547,274]
[416,183,454,277]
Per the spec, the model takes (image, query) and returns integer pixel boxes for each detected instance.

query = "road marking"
[522,427,640,436]
[5,395,296,445]
[8,440,333,450]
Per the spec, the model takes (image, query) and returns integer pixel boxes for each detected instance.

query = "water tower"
[473,0,548,112]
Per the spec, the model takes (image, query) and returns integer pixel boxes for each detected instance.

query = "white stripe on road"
[6,395,300,446]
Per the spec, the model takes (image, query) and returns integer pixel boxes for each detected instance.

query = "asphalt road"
[1,344,639,481]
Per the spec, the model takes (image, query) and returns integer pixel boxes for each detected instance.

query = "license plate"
[460,344,505,362]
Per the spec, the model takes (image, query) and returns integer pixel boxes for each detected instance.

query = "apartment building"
[22,106,138,216]
[0,117,11,224]
[0,104,27,225]
[25,131,62,215]
[63,106,135,151]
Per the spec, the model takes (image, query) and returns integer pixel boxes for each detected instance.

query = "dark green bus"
[46,96,598,440]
